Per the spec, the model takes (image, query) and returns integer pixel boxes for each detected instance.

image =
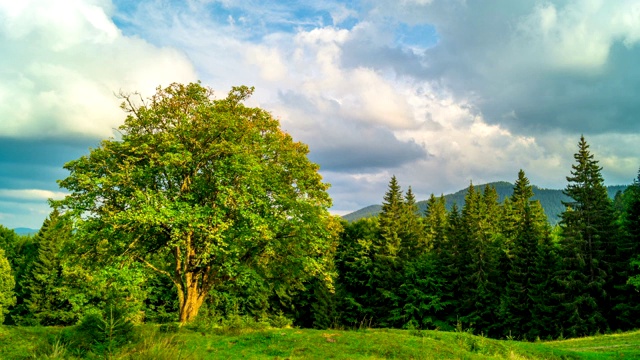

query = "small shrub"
[61,305,136,356]
[268,311,293,328]
[31,337,71,360]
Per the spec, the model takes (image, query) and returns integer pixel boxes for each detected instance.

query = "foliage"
[334,217,378,327]
[456,183,502,335]
[0,248,15,324]
[54,82,337,323]
[558,136,617,337]
[616,168,640,327]
[19,210,76,325]
[67,307,136,356]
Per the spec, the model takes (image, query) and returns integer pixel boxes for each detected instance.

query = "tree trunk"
[178,271,207,323]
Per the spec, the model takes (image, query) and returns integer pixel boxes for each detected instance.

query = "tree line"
[0,83,639,341]
[333,146,640,339]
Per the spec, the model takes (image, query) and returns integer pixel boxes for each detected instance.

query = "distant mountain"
[13,227,38,236]
[342,182,628,225]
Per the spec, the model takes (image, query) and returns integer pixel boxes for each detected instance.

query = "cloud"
[0,0,198,227]
[381,1,640,135]
[0,0,197,139]
[0,189,67,202]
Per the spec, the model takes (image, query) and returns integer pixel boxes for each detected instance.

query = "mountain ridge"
[342,181,628,225]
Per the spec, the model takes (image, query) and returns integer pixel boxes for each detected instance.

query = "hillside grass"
[544,330,640,359]
[2,324,639,359]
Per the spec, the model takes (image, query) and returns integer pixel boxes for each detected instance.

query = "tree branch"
[136,255,172,279]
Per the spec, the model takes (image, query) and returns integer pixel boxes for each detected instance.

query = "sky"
[1,0,640,229]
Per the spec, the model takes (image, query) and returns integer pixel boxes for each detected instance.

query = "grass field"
[1,324,639,359]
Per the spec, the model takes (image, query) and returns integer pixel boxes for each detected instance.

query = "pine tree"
[334,217,378,327]
[400,187,425,259]
[21,210,76,325]
[611,167,640,329]
[558,136,614,336]
[372,176,407,327]
[394,253,448,329]
[434,202,463,330]
[458,183,501,335]
[499,170,551,339]
[529,230,563,339]
[378,175,405,258]
[425,194,448,256]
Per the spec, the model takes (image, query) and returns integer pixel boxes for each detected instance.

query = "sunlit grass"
[544,330,640,359]
[3,324,638,359]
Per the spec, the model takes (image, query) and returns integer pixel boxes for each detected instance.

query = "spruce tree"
[499,170,550,339]
[400,187,425,259]
[334,217,378,327]
[378,175,405,257]
[372,176,406,327]
[529,229,563,339]
[458,183,501,335]
[21,210,76,325]
[558,136,614,336]
[436,203,463,330]
[612,167,640,329]
[425,194,448,256]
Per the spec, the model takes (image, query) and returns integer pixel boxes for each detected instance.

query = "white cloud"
[0,189,67,202]
[516,0,640,69]
[0,0,197,139]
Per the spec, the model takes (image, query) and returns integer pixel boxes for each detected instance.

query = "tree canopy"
[55,82,339,323]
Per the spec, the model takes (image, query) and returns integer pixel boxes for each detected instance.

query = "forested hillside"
[343,182,628,224]
[334,138,640,339]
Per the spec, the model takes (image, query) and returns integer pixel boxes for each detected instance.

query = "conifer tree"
[612,167,640,329]
[372,176,406,326]
[425,194,448,256]
[432,202,463,330]
[378,175,405,258]
[499,170,551,338]
[21,210,76,325]
[457,183,501,335]
[529,229,563,339]
[401,187,425,259]
[334,217,378,326]
[558,136,614,336]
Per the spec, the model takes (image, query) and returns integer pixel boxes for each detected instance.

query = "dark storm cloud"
[0,137,95,191]
[480,43,640,135]
[340,35,430,79]
[307,125,426,171]
[362,0,640,136]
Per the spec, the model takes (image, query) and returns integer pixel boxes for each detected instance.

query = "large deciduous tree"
[55,82,338,323]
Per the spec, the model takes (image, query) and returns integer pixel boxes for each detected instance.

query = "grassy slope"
[544,330,640,359]
[0,325,611,360]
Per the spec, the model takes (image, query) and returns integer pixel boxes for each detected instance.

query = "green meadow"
[2,324,639,359]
